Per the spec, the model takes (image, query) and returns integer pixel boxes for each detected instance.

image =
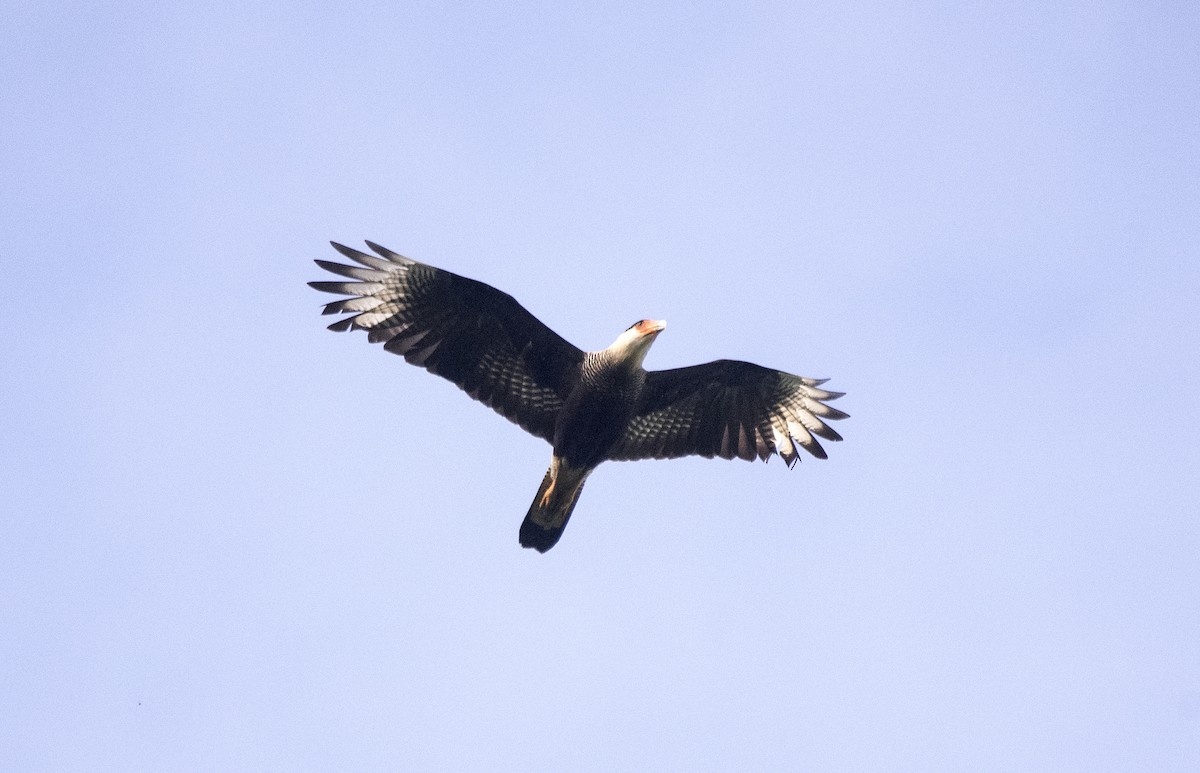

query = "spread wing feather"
[608,360,848,467]
[309,242,584,442]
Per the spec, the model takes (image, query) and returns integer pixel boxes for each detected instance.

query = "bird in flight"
[310,242,848,553]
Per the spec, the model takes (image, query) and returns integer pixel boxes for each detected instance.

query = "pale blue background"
[3,2,1198,770]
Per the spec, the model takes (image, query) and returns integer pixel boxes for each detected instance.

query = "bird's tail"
[520,462,589,553]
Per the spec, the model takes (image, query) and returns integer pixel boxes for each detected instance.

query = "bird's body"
[555,337,650,467]
[521,322,660,550]
[310,242,848,552]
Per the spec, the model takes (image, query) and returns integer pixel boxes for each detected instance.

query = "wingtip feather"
[330,241,360,259]
[309,281,351,295]
[365,240,407,262]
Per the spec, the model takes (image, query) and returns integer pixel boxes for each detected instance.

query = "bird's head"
[607,319,667,368]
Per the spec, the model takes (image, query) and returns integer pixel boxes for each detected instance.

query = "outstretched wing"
[608,360,848,467]
[309,241,584,443]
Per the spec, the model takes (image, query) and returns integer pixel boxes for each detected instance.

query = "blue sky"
[3,1,1198,770]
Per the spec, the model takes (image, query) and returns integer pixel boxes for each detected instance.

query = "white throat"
[605,320,665,370]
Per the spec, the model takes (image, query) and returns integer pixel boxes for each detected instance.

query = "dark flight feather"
[608,360,847,468]
[309,242,584,442]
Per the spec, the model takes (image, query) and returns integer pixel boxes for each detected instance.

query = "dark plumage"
[310,241,848,552]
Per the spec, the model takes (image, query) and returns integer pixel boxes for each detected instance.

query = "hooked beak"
[639,319,667,337]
